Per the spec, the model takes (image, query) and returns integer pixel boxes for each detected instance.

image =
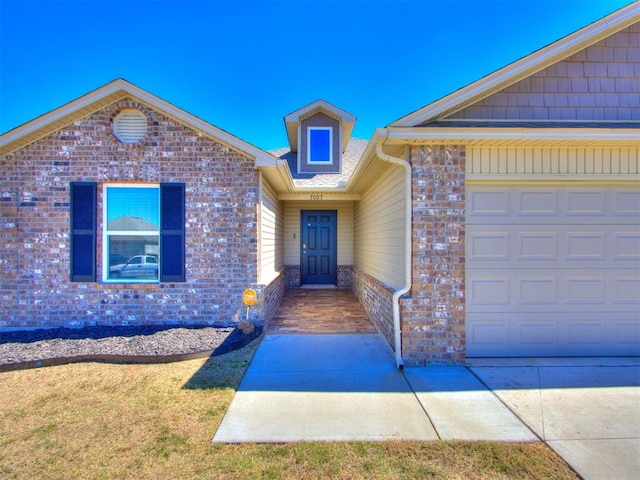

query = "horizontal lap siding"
[284,201,353,266]
[468,146,639,175]
[354,164,405,289]
[260,179,284,284]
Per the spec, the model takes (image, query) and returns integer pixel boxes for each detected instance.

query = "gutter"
[374,131,412,370]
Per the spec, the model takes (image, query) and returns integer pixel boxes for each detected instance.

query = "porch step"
[266,289,377,334]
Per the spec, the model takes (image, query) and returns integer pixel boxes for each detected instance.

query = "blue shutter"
[70,182,97,282]
[160,183,186,282]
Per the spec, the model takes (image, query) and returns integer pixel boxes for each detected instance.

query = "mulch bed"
[0,325,262,372]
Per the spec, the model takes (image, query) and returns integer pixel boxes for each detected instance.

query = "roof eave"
[391,3,640,127]
[0,78,281,168]
[383,126,640,147]
[283,99,357,152]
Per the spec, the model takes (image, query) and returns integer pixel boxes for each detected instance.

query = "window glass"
[105,185,159,281]
[308,128,332,163]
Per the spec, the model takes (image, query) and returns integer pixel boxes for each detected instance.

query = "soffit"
[391,3,640,127]
[0,89,128,157]
[0,79,282,169]
[284,99,356,152]
[383,126,640,148]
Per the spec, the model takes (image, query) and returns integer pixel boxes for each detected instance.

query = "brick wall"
[285,264,353,289]
[256,268,287,326]
[0,98,262,329]
[400,145,466,365]
[352,266,394,346]
[285,265,301,288]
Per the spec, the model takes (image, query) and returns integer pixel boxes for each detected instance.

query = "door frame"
[300,210,338,285]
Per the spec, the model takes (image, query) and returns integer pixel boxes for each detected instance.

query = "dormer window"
[283,100,356,175]
[308,127,333,164]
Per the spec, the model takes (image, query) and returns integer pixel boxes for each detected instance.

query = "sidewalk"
[213,334,640,480]
[212,334,534,442]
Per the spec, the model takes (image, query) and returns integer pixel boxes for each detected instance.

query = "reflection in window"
[308,127,332,163]
[105,185,159,281]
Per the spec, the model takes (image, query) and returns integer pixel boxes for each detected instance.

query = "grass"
[0,336,578,480]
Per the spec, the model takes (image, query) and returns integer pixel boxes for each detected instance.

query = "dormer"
[284,100,356,174]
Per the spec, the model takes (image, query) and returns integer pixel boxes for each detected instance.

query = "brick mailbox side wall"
[400,145,466,365]
[0,98,262,329]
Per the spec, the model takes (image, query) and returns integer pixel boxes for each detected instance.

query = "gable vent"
[113,109,148,144]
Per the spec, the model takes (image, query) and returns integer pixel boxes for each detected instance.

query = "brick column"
[400,145,466,365]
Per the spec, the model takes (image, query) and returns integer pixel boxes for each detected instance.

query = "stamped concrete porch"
[265,288,377,334]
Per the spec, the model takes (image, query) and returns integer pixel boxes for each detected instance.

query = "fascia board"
[392,3,640,127]
[384,126,640,145]
[284,99,357,152]
[1,78,281,168]
[344,129,384,191]
[284,99,356,123]
[0,79,129,150]
[121,82,281,167]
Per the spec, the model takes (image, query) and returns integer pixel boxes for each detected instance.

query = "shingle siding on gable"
[448,24,640,121]
[0,98,264,329]
[299,112,341,173]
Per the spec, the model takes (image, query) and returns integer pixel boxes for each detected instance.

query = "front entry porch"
[266,288,377,334]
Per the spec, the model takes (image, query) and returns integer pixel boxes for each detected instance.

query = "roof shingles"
[270,138,368,189]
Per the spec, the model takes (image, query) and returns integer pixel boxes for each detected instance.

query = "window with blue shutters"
[69,182,185,283]
[70,182,97,282]
[104,184,160,282]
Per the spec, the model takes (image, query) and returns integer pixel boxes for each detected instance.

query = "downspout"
[375,133,412,370]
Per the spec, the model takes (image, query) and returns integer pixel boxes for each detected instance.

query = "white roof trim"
[383,126,640,145]
[392,3,640,127]
[0,78,282,168]
[284,99,356,123]
[284,99,356,152]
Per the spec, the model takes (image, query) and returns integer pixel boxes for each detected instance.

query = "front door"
[301,210,337,285]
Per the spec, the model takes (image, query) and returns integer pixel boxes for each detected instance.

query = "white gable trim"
[392,3,640,127]
[383,126,640,147]
[0,79,282,168]
[284,99,356,152]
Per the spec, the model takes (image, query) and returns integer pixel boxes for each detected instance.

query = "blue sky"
[0,0,633,151]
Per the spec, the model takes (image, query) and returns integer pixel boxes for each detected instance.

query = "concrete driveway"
[213,334,640,479]
[469,357,640,480]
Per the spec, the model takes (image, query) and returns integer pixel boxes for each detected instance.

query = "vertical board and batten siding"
[354,164,406,289]
[260,179,284,284]
[467,146,639,175]
[284,201,353,266]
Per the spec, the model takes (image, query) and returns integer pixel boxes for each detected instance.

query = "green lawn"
[0,338,577,479]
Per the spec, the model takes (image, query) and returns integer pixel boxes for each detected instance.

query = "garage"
[466,182,640,357]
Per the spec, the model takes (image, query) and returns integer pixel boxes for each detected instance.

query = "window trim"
[102,183,160,283]
[307,127,333,164]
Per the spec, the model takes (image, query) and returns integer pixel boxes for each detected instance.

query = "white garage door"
[466,184,640,357]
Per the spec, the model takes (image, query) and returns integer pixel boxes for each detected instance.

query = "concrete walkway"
[213,334,640,480]
[212,334,534,442]
[468,357,640,480]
